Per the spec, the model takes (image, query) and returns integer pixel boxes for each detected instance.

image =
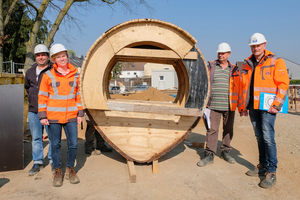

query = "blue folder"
[259,92,288,114]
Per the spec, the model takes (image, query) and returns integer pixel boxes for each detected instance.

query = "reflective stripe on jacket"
[207,60,240,111]
[238,49,289,111]
[38,63,84,123]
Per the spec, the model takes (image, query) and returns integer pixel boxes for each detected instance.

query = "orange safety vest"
[238,50,289,111]
[207,60,240,111]
[38,63,84,123]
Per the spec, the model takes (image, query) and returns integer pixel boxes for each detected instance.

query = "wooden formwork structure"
[80,19,209,182]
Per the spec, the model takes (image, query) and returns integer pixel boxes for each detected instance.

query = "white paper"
[203,108,211,129]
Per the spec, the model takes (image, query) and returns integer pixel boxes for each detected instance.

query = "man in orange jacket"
[197,43,240,167]
[239,33,289,189]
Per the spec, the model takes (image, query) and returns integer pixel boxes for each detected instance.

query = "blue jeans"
[28,112,52,164]
[48,122,78,169]
[249,107,277,173]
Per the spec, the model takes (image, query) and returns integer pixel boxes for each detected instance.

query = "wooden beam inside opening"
[117,48,180,60]
[183,51,198,60]
[106,100,199,117]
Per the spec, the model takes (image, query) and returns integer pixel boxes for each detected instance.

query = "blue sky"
[54,0,300,64]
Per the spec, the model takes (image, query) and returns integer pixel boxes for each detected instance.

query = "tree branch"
[3,0,19,27]
[101,0,118,4]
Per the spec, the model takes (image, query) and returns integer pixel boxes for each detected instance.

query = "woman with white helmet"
[38,43,84,187]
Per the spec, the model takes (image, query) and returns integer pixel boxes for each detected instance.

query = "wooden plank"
[117,48,180,59]
[106,101,199,116]
[127,160,136,183]
[292,86,300,89]
[152,160,158,174]
[183,51,198,60]
[89,109,198,162]
[291,97,300,101]
[106,20,195,59]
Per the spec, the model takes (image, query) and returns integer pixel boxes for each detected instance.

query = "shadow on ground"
[0,178,10,188]
[185,132,255,170]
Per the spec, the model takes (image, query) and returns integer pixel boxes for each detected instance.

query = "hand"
[240,110,248,117]
[77,117,82,125]
[268,106,279,114]
[40,119,49,125]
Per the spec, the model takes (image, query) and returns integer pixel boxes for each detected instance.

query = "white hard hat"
[50,43,68,58]
[249,33,267,45]
[217,42,231,53]
[34,44,49,55]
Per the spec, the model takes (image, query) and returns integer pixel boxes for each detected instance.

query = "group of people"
[25,43,111,187]
[198,33,289,189]
[25,32,289,189]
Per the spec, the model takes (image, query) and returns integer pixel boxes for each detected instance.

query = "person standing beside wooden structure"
[25,44,53,176]
[239,33,289,189]
[197,43,240,167]
[38,43,84,187]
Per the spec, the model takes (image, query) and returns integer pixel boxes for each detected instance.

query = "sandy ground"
[0,110,300,200]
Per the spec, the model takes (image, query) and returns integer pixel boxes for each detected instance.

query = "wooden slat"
[292,86,300,89]
[152,160,158,174]
[106,100,199,116]
[127,160,136,183]
[183,51,198,60]
[117,48,180,59]
[291,97,300,101]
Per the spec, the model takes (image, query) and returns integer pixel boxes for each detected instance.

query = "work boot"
[197,151,214,167]
[28,164,43,176]
[246,164,267,177]
[65,167,80,184]
[91,149,101,155]
[259,172,276,189]
[96,145,112,152]
[53,168,63,187]
[221,150,236,164]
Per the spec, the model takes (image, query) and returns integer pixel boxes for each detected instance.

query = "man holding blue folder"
[239,33,290,189]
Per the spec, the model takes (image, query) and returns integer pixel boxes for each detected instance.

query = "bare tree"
[22,0,153,70]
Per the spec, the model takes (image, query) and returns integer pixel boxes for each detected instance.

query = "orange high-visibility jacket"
[207,60,240,111]
[238,50,289,112]
[38,63,84,124]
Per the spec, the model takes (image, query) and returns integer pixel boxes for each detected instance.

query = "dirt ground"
[0,90,300,199]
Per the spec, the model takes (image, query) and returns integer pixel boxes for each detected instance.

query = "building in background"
[282,58,300,80]
[144,63,174,78]
[119,62,145,78]
[151,69,178,90]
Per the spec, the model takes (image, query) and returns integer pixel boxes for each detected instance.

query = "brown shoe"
[259,172,277,189]
[53,168,63,187]
[65,167,80,184]
[246,164,267,177]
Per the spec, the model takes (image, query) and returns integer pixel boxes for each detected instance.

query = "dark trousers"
[205,110,235,154]
[84,120,105,151]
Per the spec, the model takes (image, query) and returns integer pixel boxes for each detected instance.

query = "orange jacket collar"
[246,49,274,61]
[53,63,77,75]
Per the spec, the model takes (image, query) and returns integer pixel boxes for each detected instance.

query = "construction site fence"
[0,61,30,74]
[289,85,300,111]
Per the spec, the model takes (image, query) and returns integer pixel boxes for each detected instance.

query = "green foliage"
[68,50,76,57]
[290,80,300,85]
[112,62,123,79]
[2,0,51,63]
